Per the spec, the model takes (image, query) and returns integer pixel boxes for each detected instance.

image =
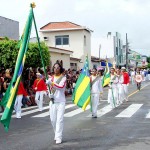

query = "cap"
[36,72,41,76]
[121,67,126,70]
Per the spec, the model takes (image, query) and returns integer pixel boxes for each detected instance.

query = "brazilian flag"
[102,61,110,87]
[0,4,34,131]
[72,56,91,110]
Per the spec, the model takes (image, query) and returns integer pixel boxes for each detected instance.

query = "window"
[55,35,69,46]
[84,35,86,46]
[44,37,48,41]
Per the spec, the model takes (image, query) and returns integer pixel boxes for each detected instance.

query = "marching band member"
[46,63,66,144]
[90,68,103,118]
[121,67,130,101]
[135,70,143,90]
[14,81,28,119]
[107,67,118,108]
[32,72,47,111]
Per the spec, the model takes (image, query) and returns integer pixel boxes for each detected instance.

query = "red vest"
[33,79,47,91]
[17,81,28,96]
[122,72,129,84]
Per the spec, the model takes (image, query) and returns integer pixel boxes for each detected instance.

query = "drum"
[135,75,142,83]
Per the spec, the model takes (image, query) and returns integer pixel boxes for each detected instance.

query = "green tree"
[0,39,50,69]
[147,57,150,63]
[147,63,150,68]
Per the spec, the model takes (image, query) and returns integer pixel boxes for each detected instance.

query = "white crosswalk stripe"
[87,104,113,118]
[32,104,76,118]
[145,111,150,118]
[0,105,38,116]
[64,105,90,117]
[116,104,143,118]
[1,103,148,119]
[12,106,50,118]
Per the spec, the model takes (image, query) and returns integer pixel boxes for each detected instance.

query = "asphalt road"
[0,81,150,150]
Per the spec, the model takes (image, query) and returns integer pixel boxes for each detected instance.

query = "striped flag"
[0,5,33,131]
[72,56,91,110]
[102,61,110,87]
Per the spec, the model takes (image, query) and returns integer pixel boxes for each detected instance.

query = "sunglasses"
[54,67,60,69]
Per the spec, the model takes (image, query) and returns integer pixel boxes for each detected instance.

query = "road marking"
[32,104,75,118]
[12,106,50,118]
[145,111,150,118]
[0,105,38,116]
[64,105,90,117]
[128,83,150,98]
[116,104,143,118]
[87,104,113,117]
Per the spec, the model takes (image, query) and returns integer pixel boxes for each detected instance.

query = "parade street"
[0,82,150,150]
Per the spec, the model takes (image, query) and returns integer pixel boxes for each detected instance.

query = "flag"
[0,5,34,131]
[72,56,91,110]
[102,61,110,87]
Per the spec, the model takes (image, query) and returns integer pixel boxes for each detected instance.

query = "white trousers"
[14,95,23,118]
[35,91,44,111]
[131,76,135,84]
[122,84,128,101]
[148,74,150,80]
[49,101,65,140]
[117,85,124,104]
[91,94,99,117]
[108,88,117,108]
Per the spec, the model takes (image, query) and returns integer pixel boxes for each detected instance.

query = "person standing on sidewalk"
[90,68,103,118]
[32,72,47,111]
[46,62,66,144]
[121,67,130,101]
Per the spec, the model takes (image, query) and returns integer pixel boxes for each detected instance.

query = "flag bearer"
[116,69,124,105]
[46,63,66,144]
[107,68,118,108]
[90,68,103,118]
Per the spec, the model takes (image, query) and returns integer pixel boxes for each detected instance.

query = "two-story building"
[39,21,92,70]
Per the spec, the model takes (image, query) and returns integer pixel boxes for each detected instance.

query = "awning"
[101,61,112,67]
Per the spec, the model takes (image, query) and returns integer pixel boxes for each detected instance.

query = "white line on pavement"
[116,104,143,118]
[32,104,76,118]
[12,106,50,118]
[87,104,113,118]
[64,105,90,117]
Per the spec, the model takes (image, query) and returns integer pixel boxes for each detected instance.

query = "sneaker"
[92,116,97,118]
[56,139,62,144]
[16,113,21,119]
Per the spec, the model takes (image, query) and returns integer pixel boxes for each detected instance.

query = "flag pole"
[31,3,51,95]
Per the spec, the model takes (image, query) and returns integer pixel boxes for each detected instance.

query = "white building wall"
[40,29,91,69]
[99,37,115,59]
[50,51,70,70]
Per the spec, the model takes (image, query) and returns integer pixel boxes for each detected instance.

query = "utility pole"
[126,33,128,70]
[99,44,101,66]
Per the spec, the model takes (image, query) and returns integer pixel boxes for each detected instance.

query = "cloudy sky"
[1,0,150,56]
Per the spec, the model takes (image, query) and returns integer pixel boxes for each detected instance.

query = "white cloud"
[1,0,150,56]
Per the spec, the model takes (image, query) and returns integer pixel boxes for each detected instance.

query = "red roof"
[40,21,83,30]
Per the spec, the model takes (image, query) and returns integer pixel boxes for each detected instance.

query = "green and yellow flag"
[0,4,34,131]
[72,56,91,110]
[102,61,110,87]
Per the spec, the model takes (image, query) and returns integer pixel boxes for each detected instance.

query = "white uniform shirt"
[50,75,66,102]
[91,75,103,94]
[109,74,118,88]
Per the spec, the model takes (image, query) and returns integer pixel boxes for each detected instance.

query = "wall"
[0,16,19,40]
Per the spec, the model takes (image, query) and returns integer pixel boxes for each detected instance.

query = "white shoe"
[16,113,21,119]
[56,139,62,144]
